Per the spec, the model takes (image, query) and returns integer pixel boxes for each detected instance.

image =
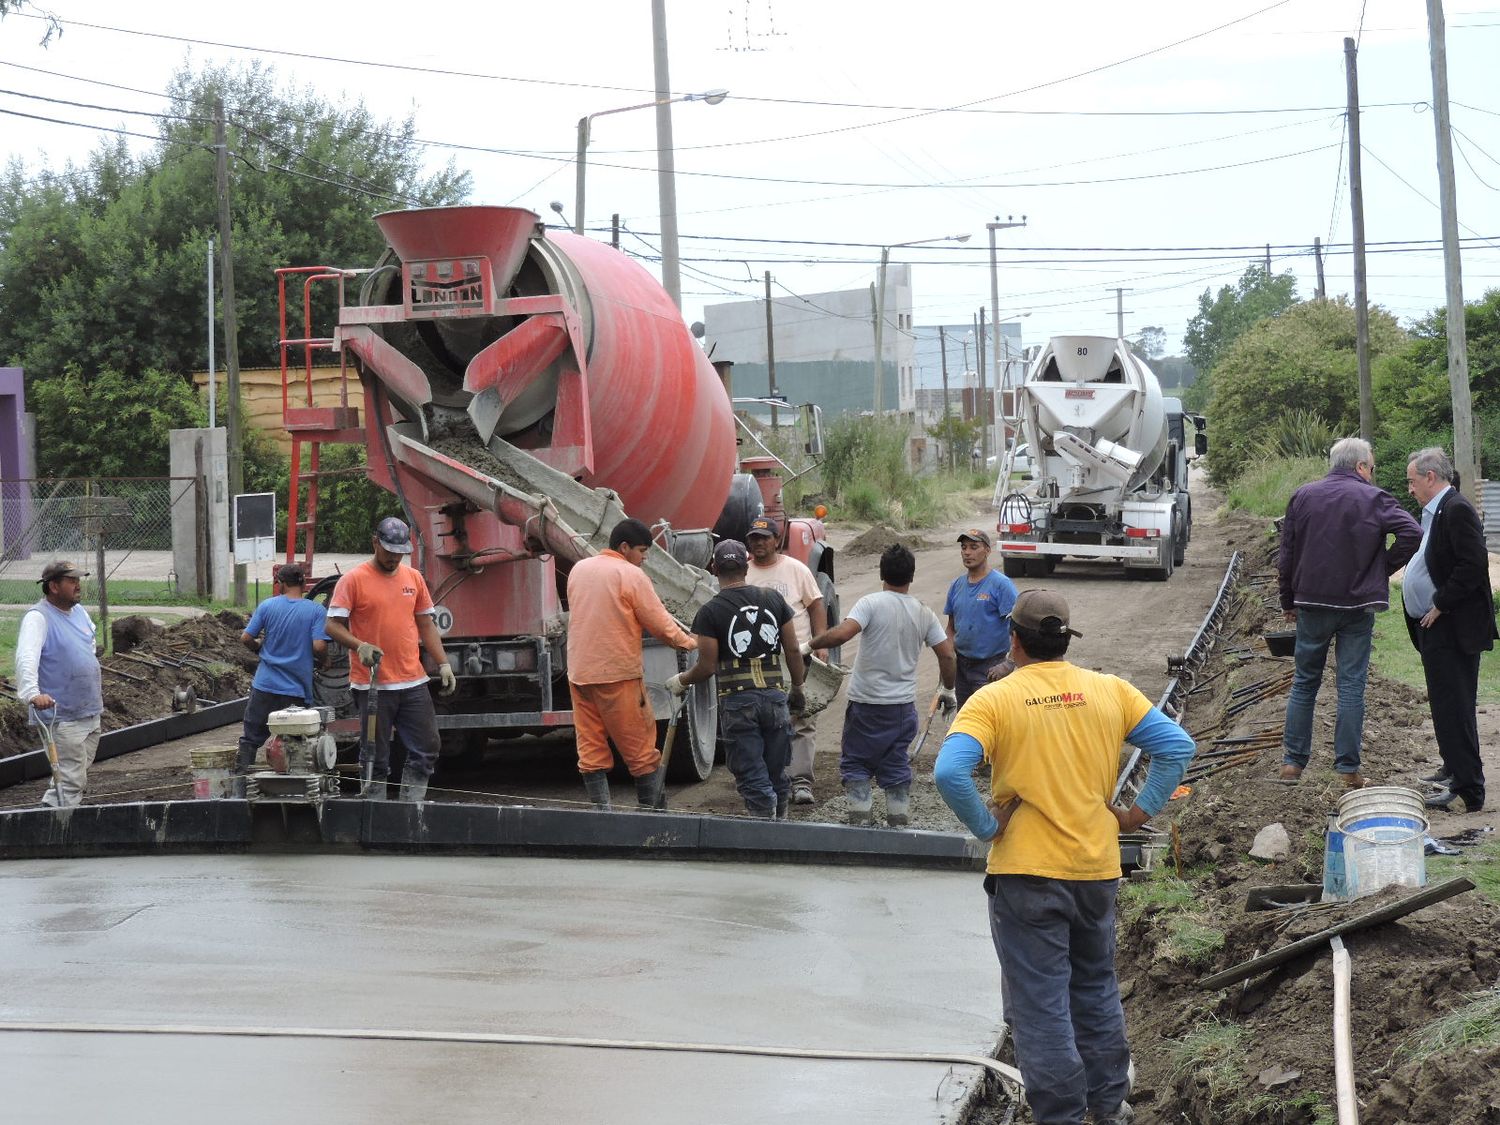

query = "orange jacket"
[567,550,694,684]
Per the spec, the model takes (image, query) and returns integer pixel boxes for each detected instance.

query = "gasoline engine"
[245,707,340,802]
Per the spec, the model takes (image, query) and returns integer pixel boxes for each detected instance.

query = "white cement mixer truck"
[993,334,1206,581]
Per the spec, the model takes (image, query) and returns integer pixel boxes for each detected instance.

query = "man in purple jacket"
[1278,438,1421,788]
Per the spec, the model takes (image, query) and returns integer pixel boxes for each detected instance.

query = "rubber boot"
[744,799,776,819]
[362,778,389,801]
[845,778,874,826]
[775,794,790,821]
[885,783,911,828]
[635,767,665,811]
[398,770,429,804]
[581,770,612,811]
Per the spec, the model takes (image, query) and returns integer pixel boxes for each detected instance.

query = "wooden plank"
[1197,877,1476,990]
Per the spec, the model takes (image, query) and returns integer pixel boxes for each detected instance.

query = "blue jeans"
[719,689,792,816]
[1282,607,1375,774]
[988,875,1131,1124]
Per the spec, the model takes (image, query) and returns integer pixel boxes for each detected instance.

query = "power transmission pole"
[214,98,246,607]
[872,250,890,413]
[764,271,779,431]
[1344,38,1374,445]
[1265,244,1272,275]
[1314,237,1326,299]
[611,213,620,249]
[985,216,1026,467]
[976,309,987,466]
[1426,0,1477,496]
[1112,288,1133,341]
[939,325,952,470]
[650,0,681,308]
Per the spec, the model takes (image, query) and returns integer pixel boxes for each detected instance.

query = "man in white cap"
[16,560,103,806]
[324,517,456,802]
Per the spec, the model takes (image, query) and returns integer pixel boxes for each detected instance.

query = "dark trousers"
[720,688,792,816]
[354,684,442,781]
[1407,615,1486,805]
[235,687,305,772]
[957,652,1004,708]
[987,875,1131,1125]
[839,700,917,788]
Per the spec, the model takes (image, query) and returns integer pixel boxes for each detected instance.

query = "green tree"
[927,414,983,471]
[1182,264,1300,409]
[29,366,204,477]
[1205,298,1405,485]
[1128,326,1166,360]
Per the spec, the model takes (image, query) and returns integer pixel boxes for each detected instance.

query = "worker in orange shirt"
[567,518,698,810]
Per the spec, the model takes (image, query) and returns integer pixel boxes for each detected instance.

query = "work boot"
[1422,767,1453,785]
[745,800,776,819]
[1277,764,1303,782]
[775,794,790,821]
[791,778,815,805]
[581,770,612,811]
[635,767,666,811]
[361,778,389,801]
[398,770,429,803]
[885,783,911,828]
[1092,1103,1135,1125]
[845,778,874,827]
[1341,771,1368,790]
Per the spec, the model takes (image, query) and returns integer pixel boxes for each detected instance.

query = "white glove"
[666,672,689,697]
[799,642,814,659]
[437,663,458,697]
[937,686,958,716]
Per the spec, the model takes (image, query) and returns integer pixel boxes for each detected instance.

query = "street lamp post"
[985,216,1027,464]
[873,233,970,413]
[573,87,728,239]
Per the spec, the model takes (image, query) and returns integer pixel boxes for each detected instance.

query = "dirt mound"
[0,611,255,760]
[1113,509,1500,1124]
[845,524,936,556]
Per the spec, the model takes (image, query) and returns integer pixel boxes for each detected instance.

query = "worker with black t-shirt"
[669,539,807,819]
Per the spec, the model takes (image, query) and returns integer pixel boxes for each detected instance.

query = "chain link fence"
[0,477,197,609]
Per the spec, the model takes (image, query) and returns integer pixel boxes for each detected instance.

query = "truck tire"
[664,677,718,782]
[816,571,842,664]
[1002,556,1026,579]
[1172,516,1187,567]
[1145,536,1174,582]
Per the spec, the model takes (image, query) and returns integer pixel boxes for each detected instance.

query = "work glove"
[438,663,457,697]
[798,642,814,659]
[665,672,689,697]
[787,685,806,716]
[936,686,958,717]
[356,642,383,669]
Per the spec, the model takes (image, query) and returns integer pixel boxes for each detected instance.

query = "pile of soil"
[845,524,936,556]
[1113,514,1500,1124]
[0,611,254,760]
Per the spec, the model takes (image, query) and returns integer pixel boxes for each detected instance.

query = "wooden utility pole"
[1314,237,1326,299]
[214,98,247,606]
[1344,39,1374,445]
[939,325,952,470]
[611,213,620,249]
[1264,244,1272,275]
[1426,0,1477,496]
[764,271,779,431]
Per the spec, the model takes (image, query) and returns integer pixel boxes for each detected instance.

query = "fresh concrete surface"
[0,854,1003,1123]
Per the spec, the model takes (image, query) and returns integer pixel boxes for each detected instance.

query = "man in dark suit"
[1404,447,1495,813]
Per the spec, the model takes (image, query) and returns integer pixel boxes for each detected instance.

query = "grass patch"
[1245,1090,1337,1125]
[1161,915,1227,968]
[1117,874,1197,925]
[1371,583,1500,704]
[1397,986,1500,1064]
[819,414,982,529]
[0,613,18,680]
[1168,1017,1248,1103]
[1224,456,1325,518]
[1427,839,1500,906]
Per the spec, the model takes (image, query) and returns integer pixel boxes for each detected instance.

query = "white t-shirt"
[846,590,946,705]
[746,554,822,648]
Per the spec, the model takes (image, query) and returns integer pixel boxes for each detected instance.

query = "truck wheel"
[816,571,842,664]
[664,677,718,782]
[1024,557,1050,578]
[1002,556,1026,578]
[1146,537,1175,582]
[1172,519,1187,567]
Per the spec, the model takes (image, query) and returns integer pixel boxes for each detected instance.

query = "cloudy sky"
[2,0,1497,384]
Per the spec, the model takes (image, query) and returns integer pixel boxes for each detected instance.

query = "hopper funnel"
[374,206,541,295]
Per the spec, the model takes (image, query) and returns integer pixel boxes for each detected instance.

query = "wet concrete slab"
[0,854,1004,1123]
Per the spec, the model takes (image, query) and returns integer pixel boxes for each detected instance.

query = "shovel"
[907,694,944,762]
[359,653,382,796]
[654,694,689,811]
[29,704,67,807]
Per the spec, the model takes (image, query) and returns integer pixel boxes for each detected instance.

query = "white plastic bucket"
[1335,786,1427,900]
[189,747,237,800]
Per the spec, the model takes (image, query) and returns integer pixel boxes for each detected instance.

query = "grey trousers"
[787,712,817,781]
[40,716,102,807]
[987,874,1131,1125]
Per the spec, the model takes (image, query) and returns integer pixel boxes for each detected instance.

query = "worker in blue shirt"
[944,529,1019,708]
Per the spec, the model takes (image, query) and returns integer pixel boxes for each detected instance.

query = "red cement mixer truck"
[275,205,837,781]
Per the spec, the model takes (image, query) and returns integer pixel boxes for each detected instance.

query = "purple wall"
[0,368,31,560]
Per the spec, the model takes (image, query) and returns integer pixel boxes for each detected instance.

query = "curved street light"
[873,233,971,413]
[573,88,729,238]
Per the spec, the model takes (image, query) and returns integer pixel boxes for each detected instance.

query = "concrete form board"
[0,854,1003,1123]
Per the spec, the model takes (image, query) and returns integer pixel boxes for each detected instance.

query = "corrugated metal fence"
[1482,479,1500,545]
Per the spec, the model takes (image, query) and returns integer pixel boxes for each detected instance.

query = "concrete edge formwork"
[0,798,991,869]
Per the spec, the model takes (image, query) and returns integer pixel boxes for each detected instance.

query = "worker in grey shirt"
[808,544,957,826]
[15,560,104,807]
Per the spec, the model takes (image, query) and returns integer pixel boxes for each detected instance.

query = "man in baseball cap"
[744,513,828,806]
[17,560,102,806]
[944,528,1015,707]
[670,538,805,819]
[374,515,414,555]
[933,590,1193,1125]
